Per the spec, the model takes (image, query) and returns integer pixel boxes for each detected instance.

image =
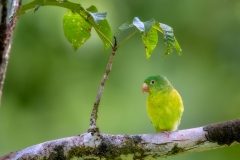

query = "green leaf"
[133,17,155,33]
[118,17,182,58]
[118,22,134,34]
[86,5,98,12]
[174,37,182,57]
[94,19,112,51]
[63,10,91,51]
[132,17,158,58]
[153,22,182,57]
[34,4,41,13]
[141,28,158,59]
[13,1,112,51]
[86,6,112,51]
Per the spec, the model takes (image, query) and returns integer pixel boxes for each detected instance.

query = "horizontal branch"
[1,119,240,160]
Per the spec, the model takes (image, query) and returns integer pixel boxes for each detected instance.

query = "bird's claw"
[161,131,170,138]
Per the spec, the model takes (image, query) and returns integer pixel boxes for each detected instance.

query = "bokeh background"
[1,0,240,159]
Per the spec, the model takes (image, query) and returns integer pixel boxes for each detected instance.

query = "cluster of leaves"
[13,0,182,58]
[119,17,182,58]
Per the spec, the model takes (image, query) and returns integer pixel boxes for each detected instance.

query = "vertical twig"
[88,37,117,133]
[0,0,21,104]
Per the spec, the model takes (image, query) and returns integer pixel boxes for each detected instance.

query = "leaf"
[85,5,98,12]
[174,37,182,57]
[132,17,144,32]
[117,17,182,58]
[34,4,41,13]
[13,0,86,18]
[13,1,112,52]
[153,22,182,57]
[63,10,92,51]
[141,28,158,59]
[88,12,107,24]
[118,22,134,34]
[86,6,112,51]
[94,20,112,51]
[86,5,107,25]
[133,17,155,33]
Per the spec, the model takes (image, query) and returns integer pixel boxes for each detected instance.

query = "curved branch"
[1,119,239,160]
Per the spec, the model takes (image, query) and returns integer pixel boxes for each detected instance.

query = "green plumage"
[143,75,184,132]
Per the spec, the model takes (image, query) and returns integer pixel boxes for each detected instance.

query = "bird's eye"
[150,80,155,85]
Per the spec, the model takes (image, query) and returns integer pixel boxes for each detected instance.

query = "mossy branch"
[1,119,240,160]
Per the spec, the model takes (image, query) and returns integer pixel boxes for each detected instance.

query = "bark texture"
[0,119,239,160]
[203,119,240,145]
[0,0,21,103]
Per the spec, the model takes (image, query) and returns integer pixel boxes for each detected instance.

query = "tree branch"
[1,119,239,160]
[0,0,21,104]
[88,38,117,133]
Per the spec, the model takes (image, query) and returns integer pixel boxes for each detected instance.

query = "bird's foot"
[161,130,171,138]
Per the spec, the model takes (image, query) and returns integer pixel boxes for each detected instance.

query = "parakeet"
[142,75,184,134]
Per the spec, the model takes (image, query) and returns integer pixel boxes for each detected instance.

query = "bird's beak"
[142,83,149,93]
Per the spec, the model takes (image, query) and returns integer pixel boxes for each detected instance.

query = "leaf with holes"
[141,28,158,59]
[63,10,92,51]
[153,22,182,57]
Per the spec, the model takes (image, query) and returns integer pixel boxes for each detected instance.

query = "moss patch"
[66,135,147,160]
[48,145,67,160]
[167,144,184,155]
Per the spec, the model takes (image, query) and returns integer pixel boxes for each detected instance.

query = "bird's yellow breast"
[147,89,184,132]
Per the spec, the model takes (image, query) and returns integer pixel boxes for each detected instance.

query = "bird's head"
[142,75,172,94]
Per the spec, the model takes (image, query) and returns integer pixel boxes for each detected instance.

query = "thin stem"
[84,15,113,48]
[92,24,114,48]
[116,30,138,50]
[88,46,117,133]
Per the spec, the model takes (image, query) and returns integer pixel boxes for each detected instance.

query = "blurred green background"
[1,0,240,159]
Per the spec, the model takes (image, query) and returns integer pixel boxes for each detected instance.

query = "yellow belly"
[147,89,184,132]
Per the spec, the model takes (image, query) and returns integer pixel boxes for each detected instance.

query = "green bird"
[142,75,184,134]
